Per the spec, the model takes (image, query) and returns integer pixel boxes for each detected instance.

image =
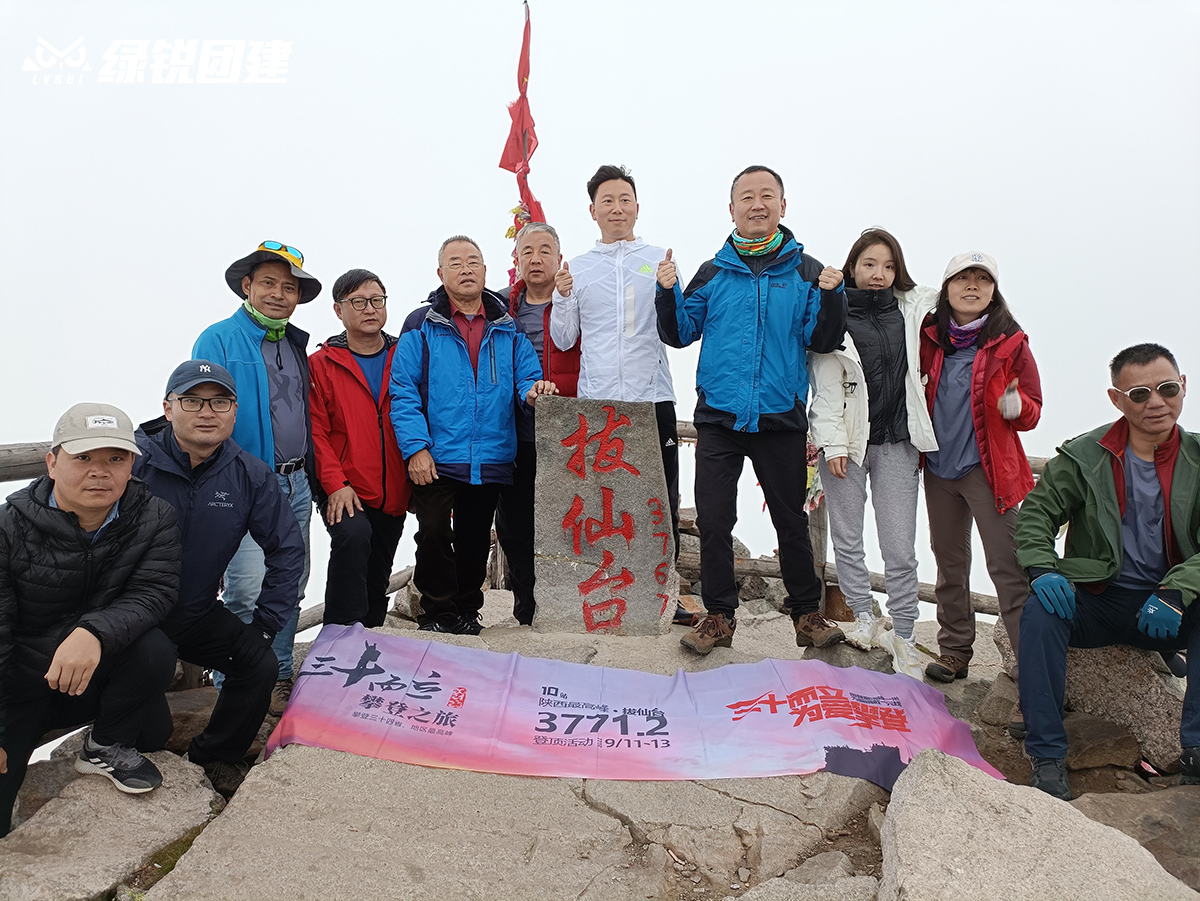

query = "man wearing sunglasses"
[133,360,304,798]
[1016,343,1200,801]
[193,241,322,715]
[309,269,410,629]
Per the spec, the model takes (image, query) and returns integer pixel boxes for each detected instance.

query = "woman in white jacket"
[808,228,937,679]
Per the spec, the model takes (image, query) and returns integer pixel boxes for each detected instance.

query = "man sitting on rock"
[134,361,305,799]
[1016,343,1200,800]
[0,403,180,837]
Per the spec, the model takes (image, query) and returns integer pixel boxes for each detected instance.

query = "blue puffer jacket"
[133,420,305,636]
[390,287,542,485]
[656,226,847,432]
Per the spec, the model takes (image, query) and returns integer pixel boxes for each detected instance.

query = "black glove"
[232,616,276,663]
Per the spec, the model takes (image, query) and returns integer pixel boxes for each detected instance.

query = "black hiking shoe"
[453,614,483,635]
[200,758,251,800]
[1029,757,1073,800]
[1180,747,1200,785]
[75,734,162,794]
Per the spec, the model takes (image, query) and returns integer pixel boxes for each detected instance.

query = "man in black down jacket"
[0,403,180,837]
[134,360,305,798]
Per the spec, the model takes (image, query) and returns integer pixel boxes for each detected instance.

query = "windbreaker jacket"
[192,308,316,487]
[1016,421,1200,606]
[504,283,580,397]
[133,421,304,635]
[549,237,675,404]
[920,324,1042,513]
[809,286,939,463]
[656,226,848,432]
[390,288,542,485]
[309,332,410,516]
[0,477,180,746]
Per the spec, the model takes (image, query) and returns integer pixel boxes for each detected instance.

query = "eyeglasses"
[1117,381,1183,404]
[337,295,387,311]
[172,395,235,413]
[443,260,483,272]
[258,241,304,265]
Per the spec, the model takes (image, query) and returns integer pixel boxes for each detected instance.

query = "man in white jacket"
[550,165,690,622]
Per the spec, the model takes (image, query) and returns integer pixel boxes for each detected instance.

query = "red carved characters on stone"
[561,487,636,555]
[561,405,641,479]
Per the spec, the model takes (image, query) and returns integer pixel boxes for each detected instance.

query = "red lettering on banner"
[561,406,641,479]
[562,487,636,555]
[727,684,911,733]
[578,549,635,596]
[726,691,788,720]
[582,597,626,632]
[447,687,468,709]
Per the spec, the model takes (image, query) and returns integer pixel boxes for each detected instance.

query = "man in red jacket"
[309,269,410,627]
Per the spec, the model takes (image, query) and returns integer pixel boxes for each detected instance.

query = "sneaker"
[793,611,845,648]
[453,614,483,636]
[878,629,924,680]
[200,758,251,800]
[1029,756,1073,800]
[418,621,453,633]
[672,605,700,627]
[75,734,162,794]
[269,677,295,717]
[1008,712,1028,740]
[842,613,881,651]
[1180,747,1200,785]
[680,613,736,655]
[925,655,969,682]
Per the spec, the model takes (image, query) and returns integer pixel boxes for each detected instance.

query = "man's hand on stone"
[526,380,558,405]
[408,449,438,486]
[657,249,677,290]
[818,266,843,291]
[45,627,102,696]
[554,261,573,297]
[325,485,363,526]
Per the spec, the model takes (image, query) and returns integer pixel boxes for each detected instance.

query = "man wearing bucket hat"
[193,241,321,713]
[0,403,180,836]
[133,360,305,798]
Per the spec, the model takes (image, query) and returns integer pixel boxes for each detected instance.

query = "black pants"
[322,503,406,627]
[655,401,682,562]
[170,604,277,766]
[495,440,538,625]
[407,477,501,628]
[0,627,175,837]
[694,424,821,619]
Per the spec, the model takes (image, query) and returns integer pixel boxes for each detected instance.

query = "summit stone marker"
[532,396,677,635]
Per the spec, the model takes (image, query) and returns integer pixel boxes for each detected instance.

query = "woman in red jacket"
[919,251,1041,691]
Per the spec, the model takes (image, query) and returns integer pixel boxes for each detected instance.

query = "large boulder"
[1073,787,1200,891]
[878,748,1197,901]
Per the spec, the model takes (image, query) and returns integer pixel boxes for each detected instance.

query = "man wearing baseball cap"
[0,403,181,835]
[132,360,305,797]
[193,242,321,712]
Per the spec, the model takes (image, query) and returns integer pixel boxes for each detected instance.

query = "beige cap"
[52,403,141,456]
[942,251,1000,286]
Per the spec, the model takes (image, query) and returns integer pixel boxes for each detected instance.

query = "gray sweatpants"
[819,441,921,637]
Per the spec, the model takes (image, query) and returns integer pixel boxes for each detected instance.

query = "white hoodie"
[549,237,675,404]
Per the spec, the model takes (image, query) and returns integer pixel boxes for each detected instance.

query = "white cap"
[52,403,140,456]
[942,251,999,286]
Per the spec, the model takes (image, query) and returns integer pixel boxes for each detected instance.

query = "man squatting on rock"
[0,404,180,836]
[656,164,849,653]
[1016,343,1200,800]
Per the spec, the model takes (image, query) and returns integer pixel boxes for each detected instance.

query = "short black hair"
[332,268,387,302]
[587,165,636,202]
[246,258,295,287]
[730,165,785,202]
[1109,343,1179,385]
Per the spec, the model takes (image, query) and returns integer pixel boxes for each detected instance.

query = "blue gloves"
[1032,571,1075,620]
[1138,592,1183,641]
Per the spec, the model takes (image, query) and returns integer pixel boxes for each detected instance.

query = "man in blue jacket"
[390,236,556,634]
[134,360,305,797]
[656,165,848,654]
[193,241,320,713]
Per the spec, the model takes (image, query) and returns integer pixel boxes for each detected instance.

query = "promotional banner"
[267,624,1002,790]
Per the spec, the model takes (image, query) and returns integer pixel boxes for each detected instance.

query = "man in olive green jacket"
[1015,343,1200,800]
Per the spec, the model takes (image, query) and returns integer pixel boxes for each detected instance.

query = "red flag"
[499,1,545,233]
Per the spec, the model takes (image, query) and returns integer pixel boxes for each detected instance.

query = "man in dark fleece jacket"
[134,360,304,798]
[0,403,180,837]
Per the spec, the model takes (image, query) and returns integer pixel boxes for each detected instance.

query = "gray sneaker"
[75,734,162,794]
[1029,756,1073,800]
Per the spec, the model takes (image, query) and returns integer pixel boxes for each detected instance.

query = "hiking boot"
[925,655,969,682]
[1029,756,1073,800]
[680,613,736,655]
[842,612,882,651]
[793,611,845,648]
[75,734,162,794]
[672,605,700,627]
[1180,747,1200,785]
[200,758,251,800]
[1008,711,1027,740]
[1162,651,1188,678]
[453,614,483,636]
[269,677,295,717]
[877,629,924,680]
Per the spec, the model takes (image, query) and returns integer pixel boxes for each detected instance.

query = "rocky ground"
[3,586,1198,901]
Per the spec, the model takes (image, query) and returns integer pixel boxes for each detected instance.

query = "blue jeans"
[218,469,311,682]
[1019,582,1200,759]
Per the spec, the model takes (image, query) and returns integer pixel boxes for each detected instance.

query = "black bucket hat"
[225,241,322,303]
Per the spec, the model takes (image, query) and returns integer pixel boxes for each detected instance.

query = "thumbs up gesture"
[657,248,678,290]
[554,260,573,297]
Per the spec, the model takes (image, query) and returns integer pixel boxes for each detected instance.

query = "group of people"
[2,163,1198,833]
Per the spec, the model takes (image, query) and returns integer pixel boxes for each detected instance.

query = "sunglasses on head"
[1117,381,1183,404]
[259,241,304,265]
